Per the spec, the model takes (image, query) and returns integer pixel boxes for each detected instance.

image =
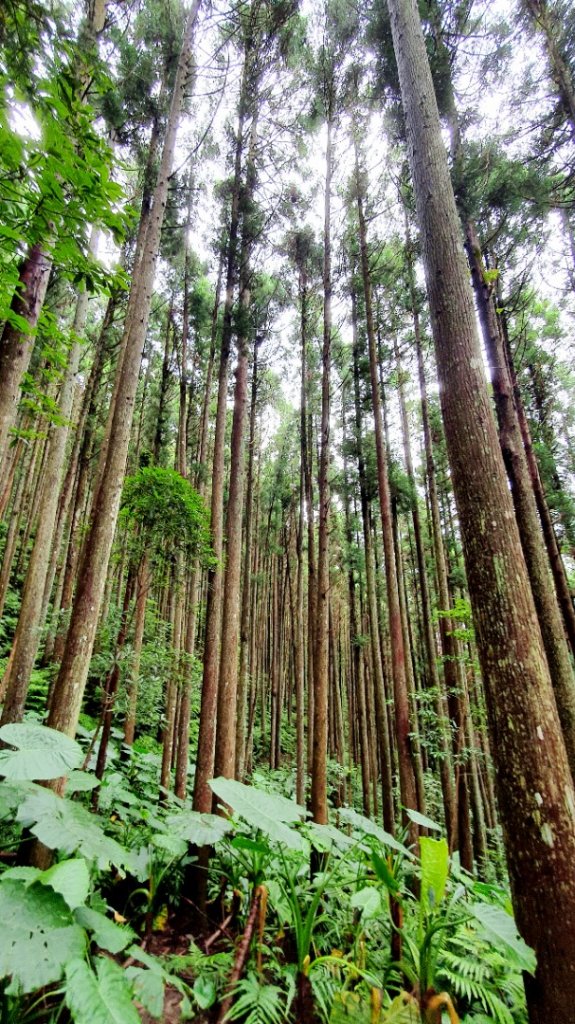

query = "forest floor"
[136,923,212,1024]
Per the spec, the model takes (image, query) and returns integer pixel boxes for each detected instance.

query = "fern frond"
[309,966,340,1024]
[224,974,287,1024]
[437,965,514,1024]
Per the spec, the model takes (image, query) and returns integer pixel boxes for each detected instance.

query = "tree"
[385,0,575,1016]
[45,0,201,758]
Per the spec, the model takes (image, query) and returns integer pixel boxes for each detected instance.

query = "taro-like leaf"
[420,836,449,913]
[1,859,91,910]
[468,902,536,974]
[164,808,234,847]
[65,957,140,1024]
[75,906,134,954]
[209,776,307,852]
[127,967,164,1018]
[405,808,442,833]
[0,879,86,993]
[0,723,82,780]
[339,807,413,859]
[350,886,382,921]
[16,786,132,870]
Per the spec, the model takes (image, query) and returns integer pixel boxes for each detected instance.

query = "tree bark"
[0,245,52,470]
[311,106,333,827]
[46,1,200,750]
[387,0,575,1015]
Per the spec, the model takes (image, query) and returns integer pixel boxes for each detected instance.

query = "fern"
[224,973,289,1024]
[309,965,340,1023]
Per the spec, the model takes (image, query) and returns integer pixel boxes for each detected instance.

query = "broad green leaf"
[231,834,270,854]
[65,957,140,1024]
[75,907,134,953]
[16,787,132,870]
[98,773,140,808]
[164,809,234,846]
[150,833,188,858]
[209,777,307,852]
[330,989,418,1023]
[468,902,536,974]
[350,886,381,920]
[1,866,40,883]
[329,989,370,1023]
[126,967,164,1018]
[339,808,413,859]
[405,808,442,833]
[193,975,216,1010]
[0,723,82,780]
[41,858,90,909]
[0,879,85,993]
[305,821,358,852]
[67,770,100,793]
[381,993,420,1022]
[420,837,449,913]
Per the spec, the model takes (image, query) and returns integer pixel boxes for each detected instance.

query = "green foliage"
[65,958,141,1024]
[0,727,531,1024]
[0,722,82,780]
[120,465,214,566]
[225,974,290,1024]
[0,879,86,993]
[14,784,133,870]
[209,775,308,852]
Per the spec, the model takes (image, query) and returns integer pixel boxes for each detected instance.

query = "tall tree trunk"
[45,2,201,752]
[394,338,456,838]
[1,234,98,723]
[311,106,333,826]
[0,245,52,470]
[214,102,259,782]
[464,220,575,778]
[354,134,418,840]
[193,46,249,813]
[236,337,261,780]
[387,0,575,1015]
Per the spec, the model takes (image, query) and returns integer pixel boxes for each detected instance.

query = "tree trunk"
[193,46,249,813]
[1,237,98,723]
[354,136,418,841]
[46,2,200,751]
[387,0,575,1015]
[311,107,333,827]
[464,219,575,778]
[0,245,53,471]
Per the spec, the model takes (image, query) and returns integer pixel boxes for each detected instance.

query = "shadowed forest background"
[1,0,575,1021]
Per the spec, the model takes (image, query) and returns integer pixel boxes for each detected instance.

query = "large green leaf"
[2,859,91,911]
[0,723,82,780]
[468,902,536,974]
[405,808,442,833]
[65,957,140,1024]
[75,907,134,953]
[16,787,132,870]
[127,967,164,1018]
[350,886,382,921]
[67,770,100,793]
[0,779,38,818]
[209,777,307,852]
[338,808,413,859]
[0,879,86,993]
[164,808,234,846]
[420,837,449,913]
[305,821,358,852]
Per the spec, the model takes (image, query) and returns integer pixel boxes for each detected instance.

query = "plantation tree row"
[1,0,575,1019]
